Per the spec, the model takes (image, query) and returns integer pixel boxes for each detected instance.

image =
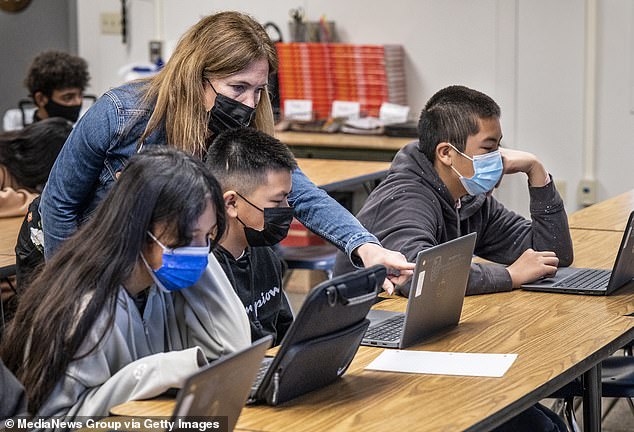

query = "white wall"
[75,0,632,214]
[595,0,634,200]
[0,0,76,129]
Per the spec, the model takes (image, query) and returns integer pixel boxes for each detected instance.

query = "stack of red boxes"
[276,43,406,120]
[279,219,327,247]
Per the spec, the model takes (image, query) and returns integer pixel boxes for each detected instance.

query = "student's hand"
[506,248,559,288]
[499,148,549,187]
[355,243,415,294]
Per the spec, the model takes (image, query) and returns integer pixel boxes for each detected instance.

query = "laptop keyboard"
[364,315,405,342]
[251,357,274,391]
[554,269,611,290]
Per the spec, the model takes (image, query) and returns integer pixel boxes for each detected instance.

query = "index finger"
[387,272,413,287]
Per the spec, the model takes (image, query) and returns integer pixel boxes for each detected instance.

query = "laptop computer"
[248,266,385,405]
[170,336,272,432]
[522,211,634,295]
[361,233,477,349]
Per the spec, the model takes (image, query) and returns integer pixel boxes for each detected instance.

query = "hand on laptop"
[500,148,550,187]
[355,243,415,294]
[507,248,559,288]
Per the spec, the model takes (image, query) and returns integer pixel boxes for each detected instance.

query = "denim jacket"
[40,81,378,260]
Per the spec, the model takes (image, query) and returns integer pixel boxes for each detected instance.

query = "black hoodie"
[334,142,573,295]
[213,245,293,346]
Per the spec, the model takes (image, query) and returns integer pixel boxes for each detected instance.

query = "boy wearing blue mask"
[335,85,573,295]
[206,128,296,346]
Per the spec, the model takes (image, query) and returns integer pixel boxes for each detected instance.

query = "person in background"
[335,85,573,295]
[1,147,251,418]
[39,11,414,293]
[0,118,72,217]
[3,50,90,131]
[207,128,295,346]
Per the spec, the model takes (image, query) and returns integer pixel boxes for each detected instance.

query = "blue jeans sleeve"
[40,93,121,259]
[289,168,379,265]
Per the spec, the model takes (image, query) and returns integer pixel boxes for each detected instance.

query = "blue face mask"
[143,232,210,292]
[449,144,503,195]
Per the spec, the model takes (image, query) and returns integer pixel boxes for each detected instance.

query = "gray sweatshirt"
[334,142,573,295]
[36,253,251,420]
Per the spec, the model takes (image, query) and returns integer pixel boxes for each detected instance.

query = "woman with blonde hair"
[40,11,413,292]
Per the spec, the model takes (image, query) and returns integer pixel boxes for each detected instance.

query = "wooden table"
[111,228,634,432]
[277,131,412,162]
[296,158,391,192]
[0,216,23,270]
[568,189,634,232]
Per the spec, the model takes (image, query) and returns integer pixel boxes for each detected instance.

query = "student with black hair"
[0,118,72,217]
[334,85,571,432]
[3,50,90,131]
[335,85,573,295]
[1,147,250,417]
[206,128,295,346]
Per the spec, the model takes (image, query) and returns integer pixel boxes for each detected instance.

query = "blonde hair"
[140,11,278,156]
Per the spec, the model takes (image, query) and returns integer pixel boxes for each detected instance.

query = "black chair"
[551,355,634,431]
[277,244,338,282]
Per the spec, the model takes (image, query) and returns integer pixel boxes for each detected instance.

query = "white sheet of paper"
[366,350,517,378]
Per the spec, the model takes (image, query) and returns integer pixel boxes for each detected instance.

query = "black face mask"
[207,80,256,135]
[44,99,82,123]
[235,192,294,247]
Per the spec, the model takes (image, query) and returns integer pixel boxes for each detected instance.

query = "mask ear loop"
[447,143,476,180]
[205,78,219,96]
[146,231,167,250]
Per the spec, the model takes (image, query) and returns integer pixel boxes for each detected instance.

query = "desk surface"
[568,189,634,232]
[296,158,391,191]
[277,131,412,151]
[112,228,634,432]
[0,216,23,269]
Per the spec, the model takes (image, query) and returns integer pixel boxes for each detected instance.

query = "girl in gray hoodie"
[1,147,251,420]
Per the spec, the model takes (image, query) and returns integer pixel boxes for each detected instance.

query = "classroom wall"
[595,0,634,202]
[74,0,632,215]
[0,0,76,130]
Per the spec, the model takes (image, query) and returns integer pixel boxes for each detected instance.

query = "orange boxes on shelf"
[279,219,327,247]
[276,43,406,120]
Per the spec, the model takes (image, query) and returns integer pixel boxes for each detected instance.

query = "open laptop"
[361,233,477,349]
[522,211,634,295]
[169,336,272,432]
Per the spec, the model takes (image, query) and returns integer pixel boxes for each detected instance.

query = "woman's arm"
[40,94,122,258]
[289,168,414,292]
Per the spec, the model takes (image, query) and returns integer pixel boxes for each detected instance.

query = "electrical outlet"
[149,41,163,64]
[577,179,598,207]
[100,12,122,35]
[554,180,567,203]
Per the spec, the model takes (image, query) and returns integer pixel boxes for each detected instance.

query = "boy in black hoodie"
[206,129,296,346]
[335,85,573,295]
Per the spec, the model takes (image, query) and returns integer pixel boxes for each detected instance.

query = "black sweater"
[213,245,293,346]
[334,142,573,295]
